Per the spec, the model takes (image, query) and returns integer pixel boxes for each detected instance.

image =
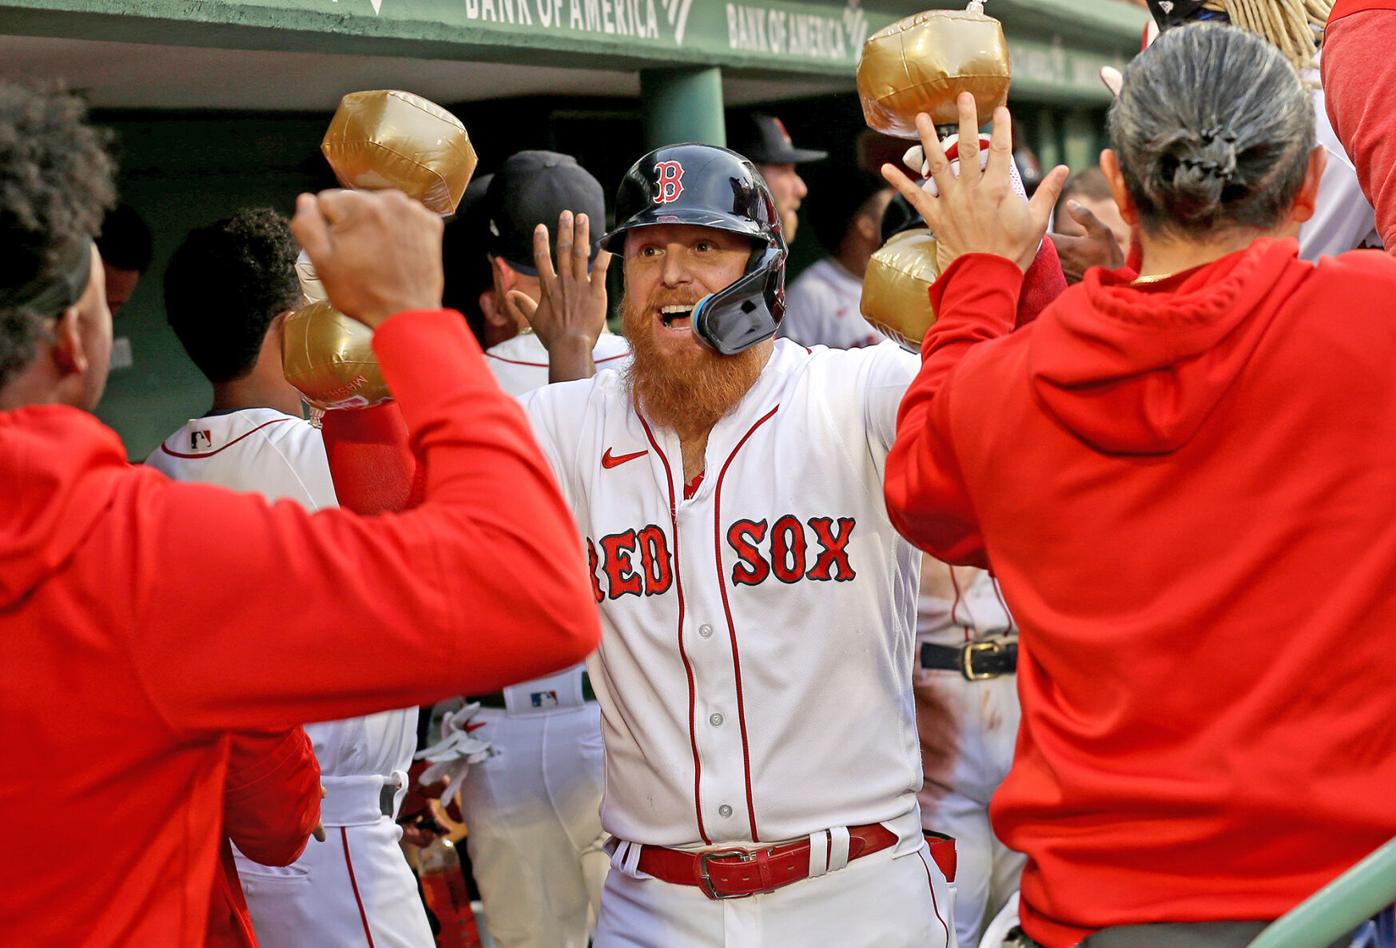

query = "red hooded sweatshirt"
[885,240,1396,947]
[0,309,599,944]
[1324,0,1396,252]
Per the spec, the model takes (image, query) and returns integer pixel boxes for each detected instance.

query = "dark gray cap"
[729,113,827,165]
[485,150,606,275]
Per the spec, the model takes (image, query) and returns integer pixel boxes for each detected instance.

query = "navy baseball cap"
[729,113,827,165]
[484,150,606,275]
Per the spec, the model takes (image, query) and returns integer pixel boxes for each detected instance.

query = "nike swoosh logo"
[602,448,648,469]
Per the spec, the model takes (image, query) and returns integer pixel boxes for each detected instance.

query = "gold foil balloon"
[861,228,943,350]
[321,90,477,216]
[282,300,392,411]
[858,6,1012,138]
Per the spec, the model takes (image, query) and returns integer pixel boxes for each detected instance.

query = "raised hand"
[1051,201,1127,284]
[507,210,613,383]
[880,92,1070,273]
[291,189,444,330]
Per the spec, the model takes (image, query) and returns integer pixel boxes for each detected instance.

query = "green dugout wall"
[1,0,1146,457]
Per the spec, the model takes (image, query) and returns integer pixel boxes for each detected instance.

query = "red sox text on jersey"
[587,516,857,600]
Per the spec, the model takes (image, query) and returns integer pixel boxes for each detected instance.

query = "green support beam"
[639,67,725,149]
[1062,106,1102,173]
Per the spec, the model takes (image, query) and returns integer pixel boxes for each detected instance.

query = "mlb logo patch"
[190,430,213,450]
[530,690,560,709]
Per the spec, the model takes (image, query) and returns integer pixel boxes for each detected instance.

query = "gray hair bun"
[1107,24,1314,236]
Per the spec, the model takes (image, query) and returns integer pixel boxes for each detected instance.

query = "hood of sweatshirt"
[0,404,129,607]
[1027,237,1310,455]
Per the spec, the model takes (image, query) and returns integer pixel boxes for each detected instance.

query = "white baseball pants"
[237,815,433,947]
[916,667,1025,948]
[457,702,609,948]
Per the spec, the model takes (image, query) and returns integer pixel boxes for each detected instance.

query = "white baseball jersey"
[486,329,631,398]
[521,338,925,849]
[1303,59,1382,259]
[146,407,431,946]
[779,257,887,350]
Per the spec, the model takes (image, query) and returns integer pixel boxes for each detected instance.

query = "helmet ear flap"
[691,244,787,355]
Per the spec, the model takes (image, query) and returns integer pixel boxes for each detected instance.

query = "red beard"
[622,290,769,438]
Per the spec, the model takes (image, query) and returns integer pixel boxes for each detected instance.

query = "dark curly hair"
[164,207,301,384]
[0,83,116,388]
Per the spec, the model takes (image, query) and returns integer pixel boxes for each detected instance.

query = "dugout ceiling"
[0,0,1147,108]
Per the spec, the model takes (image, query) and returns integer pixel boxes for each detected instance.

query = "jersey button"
[718,804,733,818]
[698,624,714,638]
[709,712,724,727]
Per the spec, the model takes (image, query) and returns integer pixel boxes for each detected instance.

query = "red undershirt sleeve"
[884,253,1024,567]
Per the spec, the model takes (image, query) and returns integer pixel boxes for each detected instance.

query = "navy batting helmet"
[600,143,787,356]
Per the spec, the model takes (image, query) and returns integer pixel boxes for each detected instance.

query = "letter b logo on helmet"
[653,160,685,204]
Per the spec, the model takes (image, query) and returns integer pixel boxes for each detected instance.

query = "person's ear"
[491,256,518,292]
[50,305,88,377]
[1099,149,1139,227]
[855,211,880,243]
[479,286,508,328]
[268,310,291,357]
[1288,145,1329,226]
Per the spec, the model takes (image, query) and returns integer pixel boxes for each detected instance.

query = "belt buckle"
[697,848,759,901]
[961,641,1001,681]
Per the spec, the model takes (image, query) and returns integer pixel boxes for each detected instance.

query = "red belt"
[635,824,956,900]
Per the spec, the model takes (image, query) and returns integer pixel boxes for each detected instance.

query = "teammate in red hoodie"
[1323,0,1396,253]
[0,84,600,943]
[882,26,1396,948]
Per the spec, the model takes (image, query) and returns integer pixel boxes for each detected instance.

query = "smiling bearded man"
[620,227,769,444]
[518,143,957,946]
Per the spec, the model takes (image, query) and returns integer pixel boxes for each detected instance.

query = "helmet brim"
[599,207,768,253]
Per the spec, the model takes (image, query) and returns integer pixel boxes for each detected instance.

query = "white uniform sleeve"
[861,341,921,460]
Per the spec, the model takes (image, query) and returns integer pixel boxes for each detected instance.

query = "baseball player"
[445,151,628,948]
[477,151,630,389]
[779,171,894,349]
[516,143,955,947]
[145,208,434,947]
[915,559,1023,948]
[729,113,825,243]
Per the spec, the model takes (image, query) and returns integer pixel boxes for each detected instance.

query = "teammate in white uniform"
[916,561,1023,948]
[517,144,954,947]
[779,173,893,349]
[144,208,432,947]
[438,151,626,948]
